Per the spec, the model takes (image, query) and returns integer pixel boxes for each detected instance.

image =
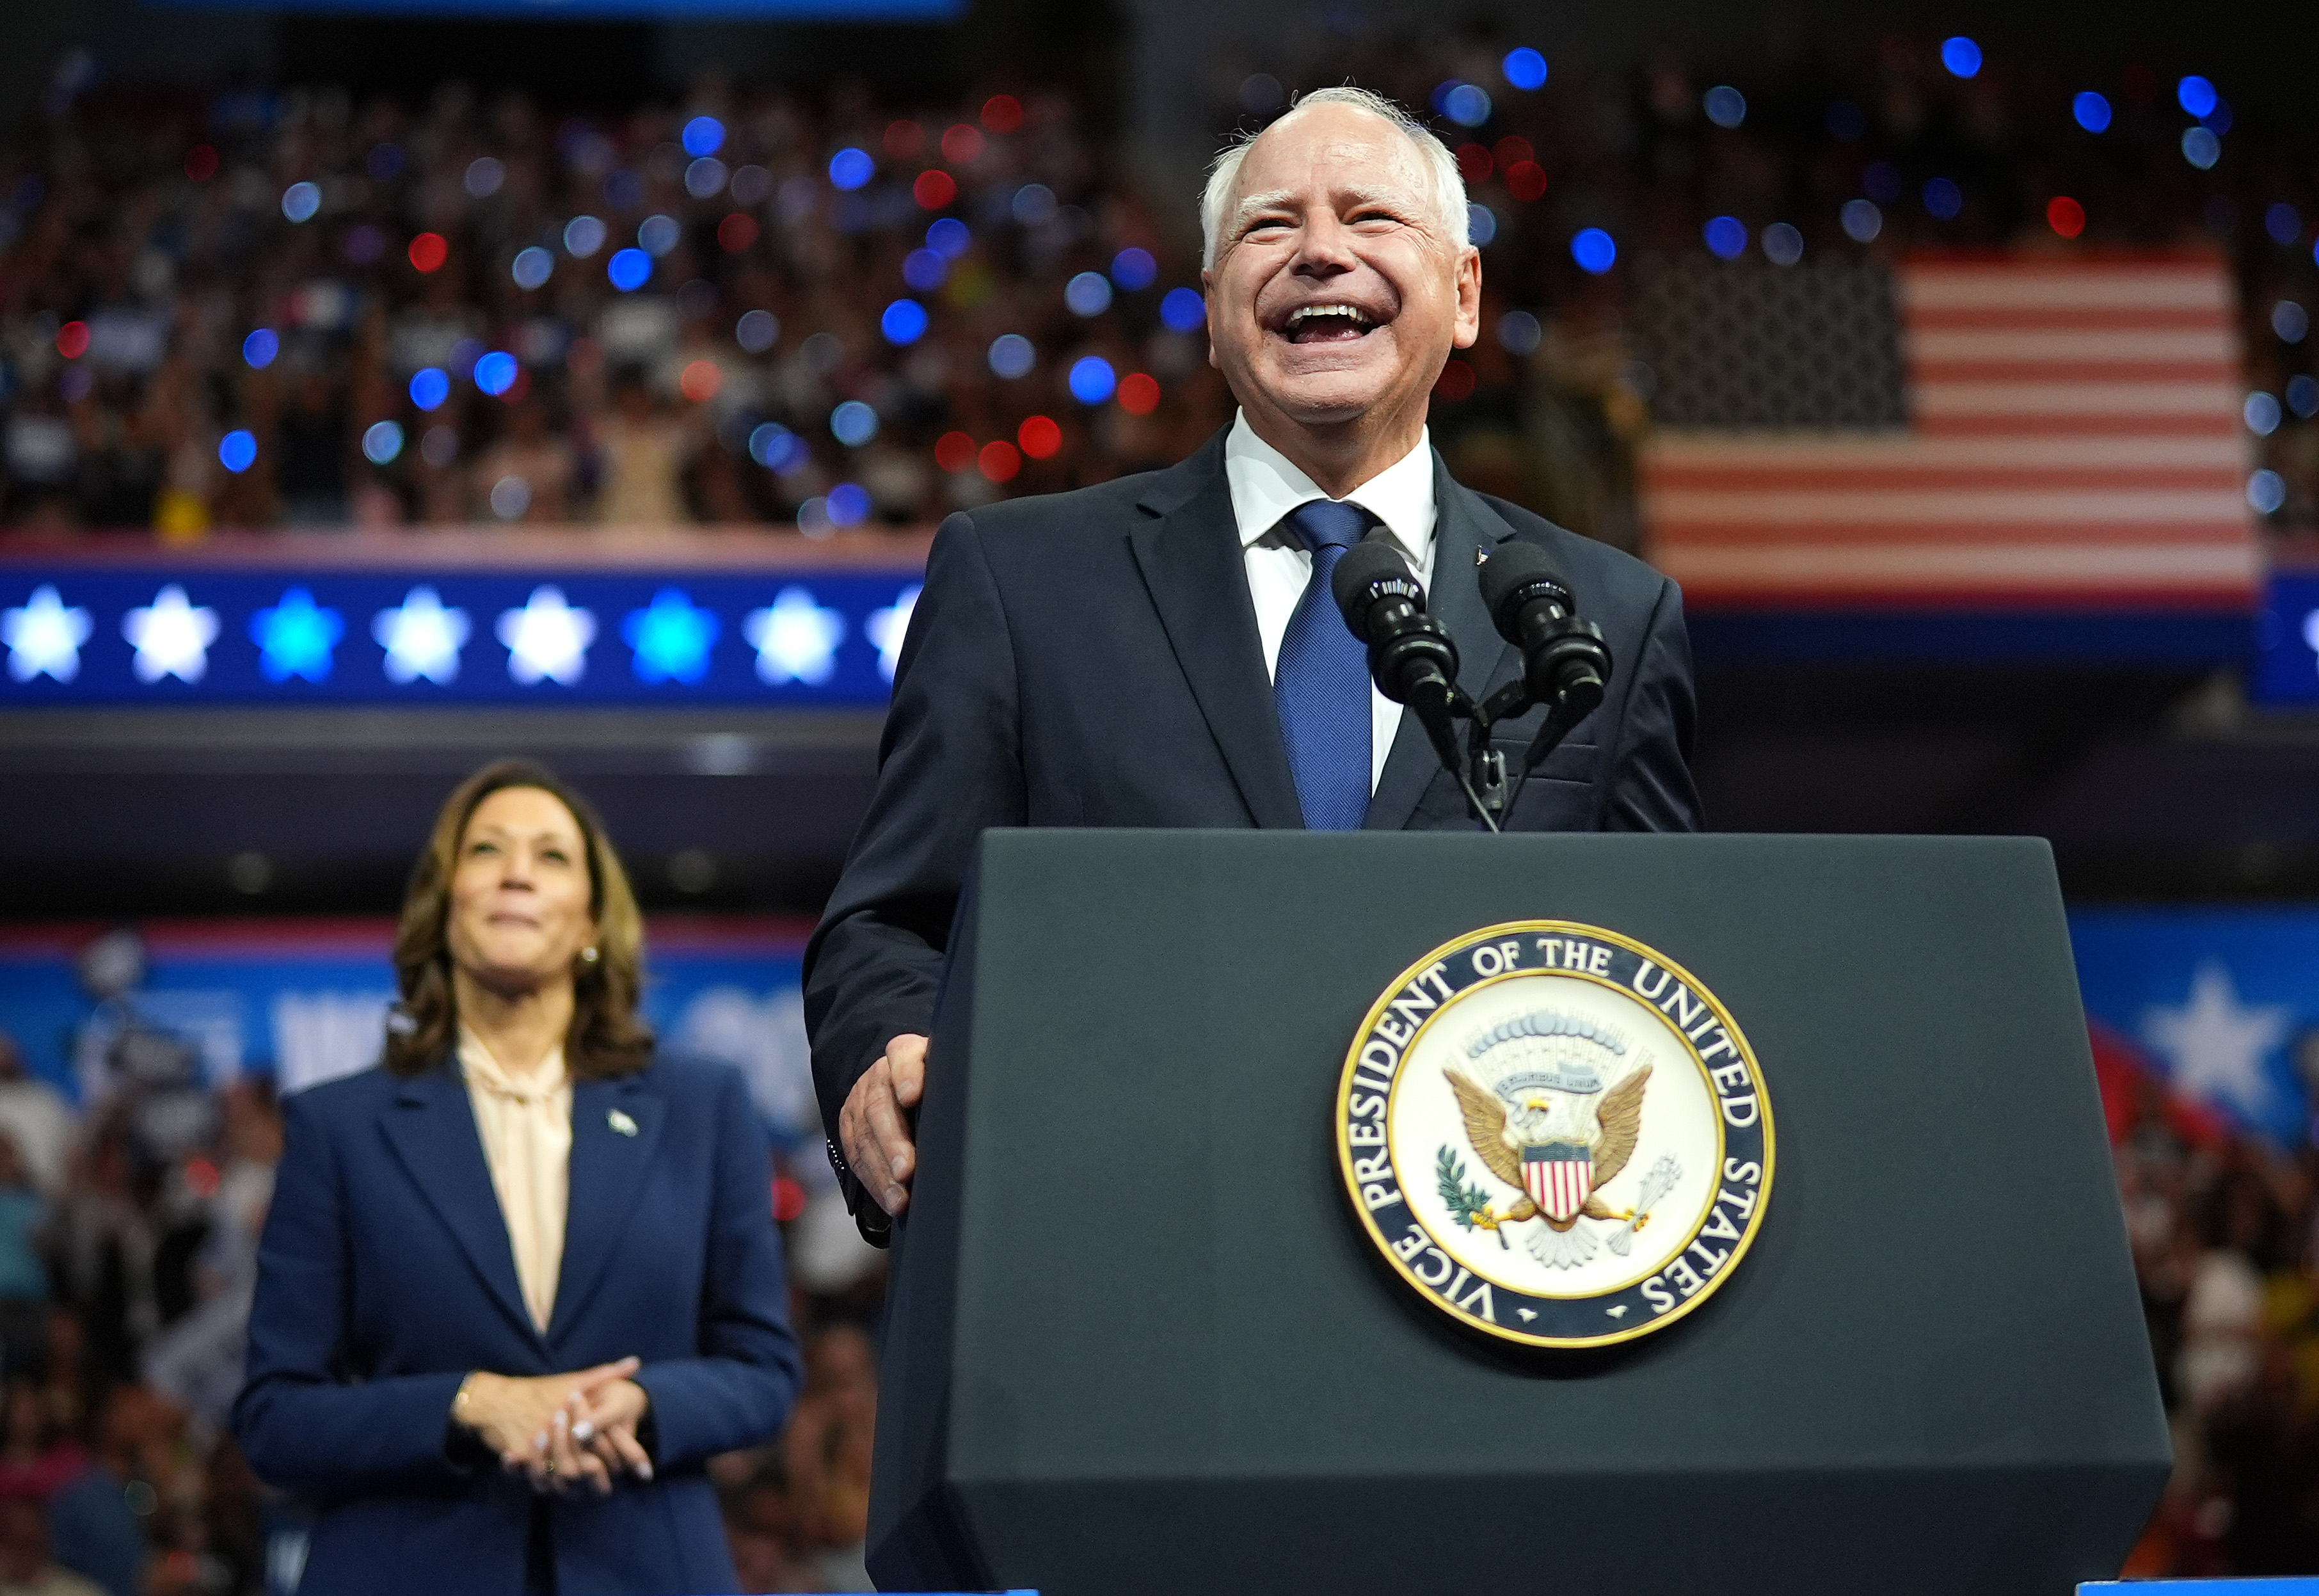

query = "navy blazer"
[232,1052,801,1596]
[803,427,1701,1212]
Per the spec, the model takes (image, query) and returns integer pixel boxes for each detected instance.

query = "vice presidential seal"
[1334,921,1773,1349]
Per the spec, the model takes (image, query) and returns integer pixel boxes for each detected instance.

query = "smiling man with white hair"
[804,86,1703,1241]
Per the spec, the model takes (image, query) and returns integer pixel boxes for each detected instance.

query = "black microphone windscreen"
[1330,539,1418,625]
[1478,541,1572,635]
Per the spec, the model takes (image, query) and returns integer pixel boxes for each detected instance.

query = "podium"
[868,831,2170,1596]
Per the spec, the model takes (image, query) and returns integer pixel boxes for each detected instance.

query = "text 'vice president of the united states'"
[804,84,1704,1240]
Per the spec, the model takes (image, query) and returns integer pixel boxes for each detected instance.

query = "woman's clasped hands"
[454,1356,657,1495]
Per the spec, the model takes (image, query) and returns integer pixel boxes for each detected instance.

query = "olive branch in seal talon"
[1436,1147,1510,1248]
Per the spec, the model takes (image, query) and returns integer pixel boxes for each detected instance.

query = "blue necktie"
[1275,499,1376,831]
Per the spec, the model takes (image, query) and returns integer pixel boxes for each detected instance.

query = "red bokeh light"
[1434,359,1477,402]
[717,212,759,253]
[883,120,925,159]
[914,170,959,210]
[982,94,1024,134]
[978,440,1022,482]
[1017,415,1062,458]
[184,145,219,182]
[184,1156,221,1198]
[1455,142,1492,184]
[935,431,976,472]
[1505,161,1549,202]
[771,1174,808,1224]
[1493,135,1534,168]
[680,360,722,402]
[941,124,985,165]
[2046,195,2086,239]
[1117,372,1161,415]
[55,321,89,360]
[408,232,449,273]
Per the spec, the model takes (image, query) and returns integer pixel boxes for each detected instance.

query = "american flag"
[1636,255,2258,607]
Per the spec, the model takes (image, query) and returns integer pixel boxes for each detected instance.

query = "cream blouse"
[456,1029,573,1333]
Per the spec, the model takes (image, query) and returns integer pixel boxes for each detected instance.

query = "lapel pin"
[608,1108,639,1137]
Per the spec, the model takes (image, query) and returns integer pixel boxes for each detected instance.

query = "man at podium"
[804,84,1701,1241]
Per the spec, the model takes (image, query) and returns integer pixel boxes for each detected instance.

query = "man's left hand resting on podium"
[840,1032,927,1216]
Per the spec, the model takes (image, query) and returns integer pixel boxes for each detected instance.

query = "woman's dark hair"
[385,759,651,1080]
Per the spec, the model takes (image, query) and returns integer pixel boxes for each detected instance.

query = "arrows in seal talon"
[1606,1155,1682,1257]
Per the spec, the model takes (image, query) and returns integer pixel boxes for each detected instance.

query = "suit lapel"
[548,1073,664,1346]
[1364,457,1525,831]
[1129,432,1305,829]
[379,1066,539,1347]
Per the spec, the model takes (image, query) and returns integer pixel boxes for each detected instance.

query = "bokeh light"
[420,426,458,468]
[927,218,972,259]
[1456,143,1492,184]
[564,216,607,257]
[54,321,88,360]
[2073,92,2113,133]
[978,440,1021,482]
[1923,178,1964,219]
[2276,301,2310,343]
[2047,196,2086,238]
[828,148,875,191]
[361,420,403,465]
[241,328,278,369]
[1704,215,1748,260]
[903,249,948,291]
[1117,372,1161,414]
[2268,204,2306,246]
[2289,375,2319,419]
[935,431,976,472]
[2248,469,2287,515]
[409,368,450,411]
[1112,248,1157,291]
[280,182,321,223]
[1504,161,1548,202]
[1502,48,1548,92]
[1018,415,1062,458]
[831,401,879,446]
[1762,222,1804,266]
[408,233,449,273]
[2246,392,2284,436]
[1703,86,1746,129]
[988,333,1036,378]
[827,484,872,526]
[1497,310,1542,355]
[465,158,504,198]
[685,159,728,200]
[184,145,219,181]
[1467,205,1497,246]
[1013,184,1057,225]
[1065,271,1113,316]
[218,431,257,474]
[1435,360,1476,402]
[1841,198,1883,243]
[982,95,1024,133]
[941,125,984,164]
[490,477,531,520]
[1940,37,1982,79]
[1160,288,1206,334]
[882,299,930,345]
[638,215,681,256]
[884,121,925,159]
[1570,228,1616,274]
[914,171,957,209]
[2181,127,2222,170]
[1443,84,1492,127]
[682,116,726,158]
[1068,356,1117,404]
[474,352,519,397]
[749,422,805,470]
[2177,76,2218,118]
[717,213,757,253]
[679,360,722,402]
[607,248,652,292]
[511,247,554,291]
[366,143,402,180]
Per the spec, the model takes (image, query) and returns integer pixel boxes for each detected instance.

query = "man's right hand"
[839,1032,928,1217]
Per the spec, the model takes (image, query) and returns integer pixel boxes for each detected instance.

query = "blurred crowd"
[0,30,2312,543]
[0,1019,884,1596]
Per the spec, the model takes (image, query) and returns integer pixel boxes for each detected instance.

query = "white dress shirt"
[1222,410,1438,793]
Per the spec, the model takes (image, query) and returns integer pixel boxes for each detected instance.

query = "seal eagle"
[1444,1064,1652,1233]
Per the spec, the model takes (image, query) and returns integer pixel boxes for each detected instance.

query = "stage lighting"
[218,431,257,473]
[1112,248,1157,290]
[1762,223,1803,265]
[2073,92,2112,132]
[2177,76,2218,118]
[2246,393,2283,436]
[1160,288,1206,334]
[1922,177,1964,219]
[362,421,404,465]
[607,249,652,292]
[1704,216,1747,259]
[1467,205,1497,246]
[1065,271,1112,316]
[2277,301,2311,343]
[831,401,879,446]
[827,148,875,191]
[2181,127,2220,170]
[736,309,780,353]
[511,248,554,291]
[242,329,279,369]
[1497,310,1542,355]
[1502,48,1547,92]
[927,218,972,259]
[280,182,320,223]
[682,116,726,158]
[2248,470,2286,515]
[1703,86,1746,128]
[1940,37,1981,79]
[988,334,1036,378]
[1570,228,1616,274]
[564,216,607,257]
[1068,356,1117,404]
[881,299,930,345]
[1841,199,1882,243]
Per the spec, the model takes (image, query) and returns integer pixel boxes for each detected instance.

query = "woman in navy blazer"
[232,760,801,1595]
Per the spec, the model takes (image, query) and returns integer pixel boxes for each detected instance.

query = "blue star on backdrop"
[250,588,344,683]
[623,588,721,683]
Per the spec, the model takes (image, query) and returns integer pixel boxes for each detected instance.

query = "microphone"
[1330,540,1460,721]
[1477,542,1613,721]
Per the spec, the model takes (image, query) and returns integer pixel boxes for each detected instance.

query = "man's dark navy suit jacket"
[802,426,1702,1222]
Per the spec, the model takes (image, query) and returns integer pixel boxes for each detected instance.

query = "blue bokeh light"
[2178,76,2218,118]
[1703,86,1746,129]
[1444,84,1493,127]
[2269,204,2306,246]
[681,117,726,159]
[1466,204,1496,246]
[409,368,450,411]
[563,216,607,257]
[1502,47,1548,92]
[749,422,806,470]
[637,215,681,257]
[2073,92,2113,133]
[831,400,879,447]
[1923,177,1964,219]
[1940,36,1982,79]
[623,587,720,684]
[903,248,948,291]
[1841,198,1883,243]
[607,248,652,292]
[1111,248,1157,291]
[988,333,1036,379]
[2288,375,2319,419]
[511,246,554,291]
[473,351,519,397]
[362,420,403,465]
[927,218,972,259]
[881,299,930,346]
[218,430,257,473]
[251,588,344,683]
[1762,222,1804,266]
[1160,287,1206,334]
[2181,127,2221,170]
[827,483,872,527]
[1068,356,1117,405]
[280,182,320,223]
[829,148,875,191]
[1570,227,1616,275]
[2249,469,2286,515]
[242,329,279,369]
[1703,216,1748,259]
[1012,184,1057,226]
[1065,271,1113,317]
[2246,392,2284,436]
[447,339,481,381]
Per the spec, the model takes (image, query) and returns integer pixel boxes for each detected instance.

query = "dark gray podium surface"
[870,832,2169,1596]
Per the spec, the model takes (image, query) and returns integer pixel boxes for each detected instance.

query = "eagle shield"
[1523,1142,1593,1223]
